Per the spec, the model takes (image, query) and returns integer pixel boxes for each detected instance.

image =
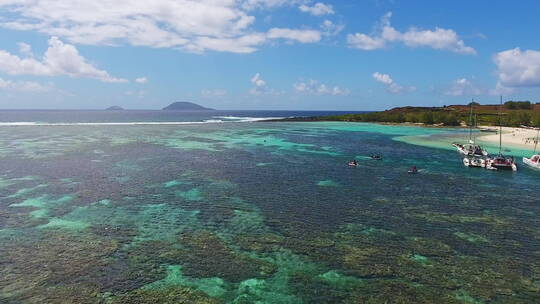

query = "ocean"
[0,110,538,303]
[0,110,365,124]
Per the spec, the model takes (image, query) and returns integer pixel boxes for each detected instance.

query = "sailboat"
[485,97,518,171]
[453,100,488,158]
[523,128,540,169]
[463,113,487,168]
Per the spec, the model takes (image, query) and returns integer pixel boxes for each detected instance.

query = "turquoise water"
[0,121,539,303]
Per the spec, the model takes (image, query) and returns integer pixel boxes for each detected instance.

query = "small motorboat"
[408,166,418,174]
[523,128,540,170]
[370,154,383,160]
[348,160,359,167]
[463,157,486,168]
[523,155,540,169]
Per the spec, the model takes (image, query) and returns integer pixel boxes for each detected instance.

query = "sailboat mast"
[473,114,478,142]
[469,99,474,142]
[534,128,539,154]
[499,96,503,155]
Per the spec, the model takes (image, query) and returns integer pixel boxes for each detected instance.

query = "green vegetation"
[504,100,532,110]
[282,103,540,127]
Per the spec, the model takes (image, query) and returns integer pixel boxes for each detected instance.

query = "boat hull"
[523,157,540,169]
[486,160,517,171]
[453,143,488,157]
[463,157,485,168]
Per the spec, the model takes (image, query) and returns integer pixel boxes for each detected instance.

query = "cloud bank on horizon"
[0,0,539,110]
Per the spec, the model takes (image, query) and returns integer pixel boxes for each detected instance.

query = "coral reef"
[170,231,277,282]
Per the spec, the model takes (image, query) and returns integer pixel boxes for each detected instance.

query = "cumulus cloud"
[0,77,51,92]
[444,78,483,96]
[17,42,32,56]
[267,28,321,43]
[320,20,344,36]
[0,37,127,83]
[242,0,293,10]
[299,3,334,16]
[348,12,476,54]
[293,79,350,96]
[493,48,540,88]
[250,73,267,95]
[0,0,321,54]
[372,72,393,85]
[373,72,416,94]
[135,77,148,84]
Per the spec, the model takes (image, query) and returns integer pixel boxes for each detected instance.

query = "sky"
[0,0,540,110]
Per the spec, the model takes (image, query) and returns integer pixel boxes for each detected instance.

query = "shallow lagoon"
[0,122,539,303]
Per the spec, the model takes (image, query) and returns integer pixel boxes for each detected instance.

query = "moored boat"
[463,157,486,168]
[486,155,517,171]
[523,128,540,169]
[485,96,517,172]
[453,142,488,157]
[452,101,488,157]
[523,154,540,169]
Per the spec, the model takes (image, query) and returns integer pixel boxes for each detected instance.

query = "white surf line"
[0,117,285,127]
[212,116,287,122]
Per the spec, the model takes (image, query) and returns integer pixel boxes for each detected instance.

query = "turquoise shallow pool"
[0,122,539,303]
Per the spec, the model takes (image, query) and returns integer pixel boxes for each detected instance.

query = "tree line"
[322,110,540,127]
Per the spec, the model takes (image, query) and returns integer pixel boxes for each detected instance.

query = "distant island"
[106,106,124,110]
[162,102,214,111]
[276,101,540,128]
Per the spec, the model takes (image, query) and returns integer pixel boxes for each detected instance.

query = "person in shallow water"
[371,154,383,160]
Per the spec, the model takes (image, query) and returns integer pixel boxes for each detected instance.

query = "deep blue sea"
[0,110,538,303]
[0,110,366,124]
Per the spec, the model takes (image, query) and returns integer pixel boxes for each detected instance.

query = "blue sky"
[0,0,539,110]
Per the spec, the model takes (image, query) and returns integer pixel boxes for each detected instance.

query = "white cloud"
[347,34,385,50]
[348,12,476,54]
[267,28,321,43]
[248,73,283,95]
[0,37,127,83]
[299,3,334,16]
[293,79,350,96]
[320,20,344,36]
[250,73,267,95]
[444,78,483,96]
[201,89,227,97]
[372,72,393,85]
[0,0,321,54]
[17,42,32,56]
[0,77,51,92]
[135,77,148,84]
[251,73,266,87]
[242,0,293,10]
[372,72,416,94]
[490,82,515,96]
[494,48,540,88]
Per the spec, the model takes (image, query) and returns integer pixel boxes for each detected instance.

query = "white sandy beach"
[477,126,540,151]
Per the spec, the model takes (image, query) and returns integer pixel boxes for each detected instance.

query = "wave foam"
[0,116,284,127]
[213,116,284,122]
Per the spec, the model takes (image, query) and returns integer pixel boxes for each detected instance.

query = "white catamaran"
[523,128,540,169]
[453,101,488,158]
[485,97,518,171]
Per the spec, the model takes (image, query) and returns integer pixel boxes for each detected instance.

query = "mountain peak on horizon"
[162,102,214,111]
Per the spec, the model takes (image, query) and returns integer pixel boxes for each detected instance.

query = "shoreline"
[476,126,539,151]
[267,118,540,153]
